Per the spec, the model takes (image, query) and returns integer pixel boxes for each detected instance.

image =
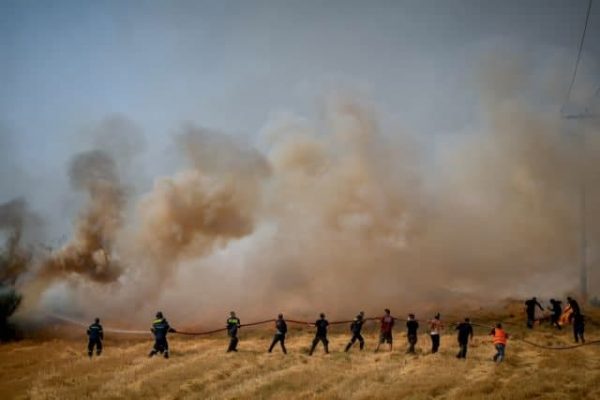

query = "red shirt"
[380,316,395,333]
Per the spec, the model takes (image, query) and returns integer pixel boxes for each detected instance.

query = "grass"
[2,310,600,399]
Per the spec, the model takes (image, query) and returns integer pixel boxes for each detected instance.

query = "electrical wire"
[563,0,594,110]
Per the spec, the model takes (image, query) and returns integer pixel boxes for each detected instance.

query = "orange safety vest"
[493,328,508,345]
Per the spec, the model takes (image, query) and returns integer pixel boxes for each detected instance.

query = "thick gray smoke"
[0,198,40,285]
[40,150,125,283]
[5,60,600,326]
[135,126,270,272]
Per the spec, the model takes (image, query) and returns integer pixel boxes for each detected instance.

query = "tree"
[0,285,22,341]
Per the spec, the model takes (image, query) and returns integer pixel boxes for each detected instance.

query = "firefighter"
[268,314,287,354]
[406,314,419,354]
[226,311,241,352]
[429,313,443,354]
[149,312,176,359]
[375,309,395,352]
[524,297,543,329]
[309,313,329,355]
[573,313,585,344]
[455,318,473,359]
[548,299,562,330]
[490,323,508,363]
[345,311,365,352]
[567,297,582,318]
[86,318,103,358]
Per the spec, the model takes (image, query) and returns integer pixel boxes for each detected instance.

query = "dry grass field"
[2,309,600,400]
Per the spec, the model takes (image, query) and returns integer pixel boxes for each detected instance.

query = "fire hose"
[49,313,600,350]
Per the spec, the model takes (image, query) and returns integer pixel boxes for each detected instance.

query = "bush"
[0,285,22,342]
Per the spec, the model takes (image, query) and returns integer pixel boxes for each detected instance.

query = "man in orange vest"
[490,323,508,363]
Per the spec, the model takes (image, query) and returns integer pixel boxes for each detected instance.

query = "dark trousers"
[345,333,365,352]
[309,335,329,355]
[457,341,468,358]
[88,338,102,356]
[407,334,418,353]
[149,337,169,357]
[574,324,585,343]
[430,334,440,353]
[526,312,535,329]
[493,344,505,362]
[269,334,287,354]
[227,335,239,352]
[550,314,561,329]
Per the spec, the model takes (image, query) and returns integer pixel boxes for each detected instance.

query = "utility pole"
[562,108,596,303]
[559,0,595,302]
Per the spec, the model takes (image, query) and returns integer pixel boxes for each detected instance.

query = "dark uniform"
[573,314,585,343]
[309,314,329,355]
[524,297,543,329]
[268,315,288,354]
[456,319,473,359]
[87,319,103,357]
[548,299,562,329]
[345,312,365,352]
[227,314,241,352]
[406,315,419,354]
[149,312,176,358]
[567,297,581,317]
[567,297,584,343]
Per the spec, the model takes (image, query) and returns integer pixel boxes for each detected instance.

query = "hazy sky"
[1,0,599,230]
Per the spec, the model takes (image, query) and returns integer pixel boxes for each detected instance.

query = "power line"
[564,0,594,110]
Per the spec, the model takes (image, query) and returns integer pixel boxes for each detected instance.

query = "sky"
[2,0,598,161]
[2,1,600,320]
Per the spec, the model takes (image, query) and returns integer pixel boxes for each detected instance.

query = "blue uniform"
[226,317,241,352]
[345,315,365,352]
[309,318,329,355]
[87,322,103,357]
[149,318,175,358]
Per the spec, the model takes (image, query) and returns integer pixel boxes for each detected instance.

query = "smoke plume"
[0,198,38,285]
[41,150,125,283]
[4,59,600,326]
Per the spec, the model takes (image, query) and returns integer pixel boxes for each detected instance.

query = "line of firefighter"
[86,309,516,363]
[86,296,583,361]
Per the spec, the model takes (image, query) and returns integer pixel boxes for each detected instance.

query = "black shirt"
[275,319,287,335]
[569,299,581,316]
[525,299,543,313]
[315,319,329,336]
[350,317,364,334]
[550,301,562,315]
[406,320,419,335]
[456,322,473,343]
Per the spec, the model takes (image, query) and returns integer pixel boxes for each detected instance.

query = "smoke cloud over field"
[40,150,126,283]
[0,198,40,286]
[3,60,600,326]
